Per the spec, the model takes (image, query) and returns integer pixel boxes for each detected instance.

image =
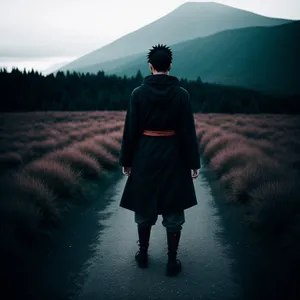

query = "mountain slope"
[43,61,70,75]
[59,2,291,72]
[84,21,299,95]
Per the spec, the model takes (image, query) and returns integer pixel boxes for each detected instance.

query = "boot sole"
[166,264,182,277]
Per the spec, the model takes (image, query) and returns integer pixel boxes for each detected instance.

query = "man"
[119,44,200,277]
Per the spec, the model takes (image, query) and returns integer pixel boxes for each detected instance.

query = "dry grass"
[24,159,82,200]
[26,139,57,154]
[197,126,224,151]
[202,133,246,163]
[2,172,60,229]
[247,179,300,237]
[93,135,121,156]
[1,111,299,296]
[108,130,123,143]
[47,148,101,179]
[74,141,118,171]
[209,142,264,178]
[220,159,289,203]
[246,139,276,156]
[195,113,300,286]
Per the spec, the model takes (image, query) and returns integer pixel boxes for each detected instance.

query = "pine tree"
[135,70,143,85]
[196,76,203,85]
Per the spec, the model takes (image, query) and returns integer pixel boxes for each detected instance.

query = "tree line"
[0,68,299,114]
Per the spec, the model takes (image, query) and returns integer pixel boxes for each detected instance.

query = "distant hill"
[43,61,70,75]
[59,2,291,72]
[79,21,300,95]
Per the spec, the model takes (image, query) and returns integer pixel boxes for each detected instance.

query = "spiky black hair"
[147,44,173,72]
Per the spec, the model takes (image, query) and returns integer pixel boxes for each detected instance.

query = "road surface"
[32,169,269,300]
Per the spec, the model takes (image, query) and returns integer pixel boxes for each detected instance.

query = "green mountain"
[59,2,291,72]
[78,21,300,95]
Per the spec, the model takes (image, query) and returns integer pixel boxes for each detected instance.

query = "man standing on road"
[119,44,200,277]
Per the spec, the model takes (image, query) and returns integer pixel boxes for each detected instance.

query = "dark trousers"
[135,211,185,232]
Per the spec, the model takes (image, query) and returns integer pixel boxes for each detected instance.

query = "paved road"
[71,169,246,300]
[32,168,273,300]
[28,167,297,300]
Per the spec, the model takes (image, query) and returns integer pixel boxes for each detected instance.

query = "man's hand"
[122,167,132,176]
[123,167,199,178]
[192,169,199,179]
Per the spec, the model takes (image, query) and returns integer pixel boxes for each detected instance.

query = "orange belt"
[143,130,175,137]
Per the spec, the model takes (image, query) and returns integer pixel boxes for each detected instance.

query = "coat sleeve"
[178,90,201,170]
[119,88,140,167]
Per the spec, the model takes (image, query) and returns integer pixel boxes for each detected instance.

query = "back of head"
[147,44,173,73]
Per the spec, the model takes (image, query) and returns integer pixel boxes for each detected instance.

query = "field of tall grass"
[0,111,124,294]
[0,111,299,296]
[195,113,300,298]
[195,114,300,238]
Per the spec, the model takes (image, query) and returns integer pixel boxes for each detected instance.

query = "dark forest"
[0,68,299,114]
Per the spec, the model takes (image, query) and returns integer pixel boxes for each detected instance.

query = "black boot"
[135,226,151,268]
[166,231,182,277]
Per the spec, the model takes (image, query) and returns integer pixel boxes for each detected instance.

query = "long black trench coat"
[119,74,200,218]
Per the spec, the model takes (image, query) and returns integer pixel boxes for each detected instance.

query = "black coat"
[119,74,200,217]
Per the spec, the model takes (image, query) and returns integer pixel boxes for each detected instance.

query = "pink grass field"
[0,111,124,274]
[0,111,300,290]
[1,111,299,236]
[196,113,300,239]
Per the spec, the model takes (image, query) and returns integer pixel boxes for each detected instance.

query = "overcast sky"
[1,0,299,71]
